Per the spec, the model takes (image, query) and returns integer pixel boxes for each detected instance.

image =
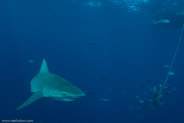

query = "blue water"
[0,0,184,123]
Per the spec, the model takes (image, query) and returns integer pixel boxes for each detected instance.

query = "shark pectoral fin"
[16,92,42,111]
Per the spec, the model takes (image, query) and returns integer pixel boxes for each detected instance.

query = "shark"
[16,59,85,110]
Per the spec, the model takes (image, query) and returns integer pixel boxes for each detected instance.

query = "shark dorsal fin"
[39,59,49,74]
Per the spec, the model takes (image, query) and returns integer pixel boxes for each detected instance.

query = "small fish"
[89,41,97,46]
[135,96,140,99]
[152,19,170,25]
[172,87,177,91]
[163,65,170,68]
[100,76,107,80]
[120,90,126,95]
[169,72,175,76]
[138,100,144,104]
[100,98,111,102]
[28,59,34,64]
[83,1,101,7]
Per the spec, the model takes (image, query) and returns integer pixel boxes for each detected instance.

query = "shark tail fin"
[16,92,42,111]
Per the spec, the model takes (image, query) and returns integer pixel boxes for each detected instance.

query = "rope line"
[159,27,184,96]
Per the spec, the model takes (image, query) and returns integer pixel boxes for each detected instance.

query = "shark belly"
[42,87,78,101]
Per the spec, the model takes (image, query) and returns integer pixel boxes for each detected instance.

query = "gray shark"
[16,59,85,110]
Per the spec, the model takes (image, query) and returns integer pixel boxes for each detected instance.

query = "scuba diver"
[134,82,176,110]
[148,86,162,106]
[133,0,184,110]
[134,25,183,109]
[135,86,162,110]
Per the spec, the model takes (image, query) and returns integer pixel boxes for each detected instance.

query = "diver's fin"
[39,59,49,74]
[16,92,42,111]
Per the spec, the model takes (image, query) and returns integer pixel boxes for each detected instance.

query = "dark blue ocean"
[0,0,184,123]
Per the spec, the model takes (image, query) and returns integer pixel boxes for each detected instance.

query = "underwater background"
[0,0,184,123]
